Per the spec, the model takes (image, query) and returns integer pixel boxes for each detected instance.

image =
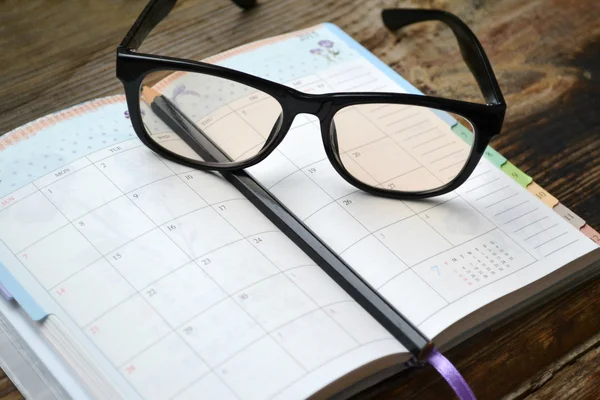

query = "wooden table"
[1,0,599,398]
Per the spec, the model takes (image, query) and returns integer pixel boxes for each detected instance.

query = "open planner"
[0,23,599,400]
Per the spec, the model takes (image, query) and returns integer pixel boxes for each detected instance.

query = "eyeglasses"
[116,0,506,200]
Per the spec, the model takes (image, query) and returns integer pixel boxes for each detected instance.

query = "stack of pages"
[0,23,598,400]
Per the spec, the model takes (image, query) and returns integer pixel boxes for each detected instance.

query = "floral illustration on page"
[310,40,340,63]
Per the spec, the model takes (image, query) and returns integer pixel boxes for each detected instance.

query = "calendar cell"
[121,333,208,400]
[324,302,392,344]
[76,196,155,255]
[277,122,327,168]
[285,265,352,307]
[420,197,495,246]
[346,137,420,183]
[174,373,237,400]
[0,191,68,253]
[162,207,242,259]
[200,240,279,295]
[246,150,298,189]
[216,336,304,400]
[329,107,386,152]
[183,170,245,205]
[86,295,171,366]
[270,171,332,220]
[377,215,452,266]
[95,146,174,192]
[305,202,369,253]
[52,258,134,327]
[379,270,447,325]
[108,228,190,290]
[160,158,195,175]
[129,176,208,225]
[338,191,414,232]
[341,235,408,289]
[179,298,264,368]
[20,224,100,289]
[143,262,226,328]
[383,167,443,193]
[43,165,121,220]
[303,159,357,199]
[248,231,313,271]
[203,112,265,160]
[214,199,277,237]
[234,274,317,332]
[237,96,284,138]
[273,309,357,370]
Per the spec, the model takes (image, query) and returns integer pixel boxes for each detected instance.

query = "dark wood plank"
[0,0,599,399]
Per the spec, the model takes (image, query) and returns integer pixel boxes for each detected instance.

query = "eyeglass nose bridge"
[286,91,334,121]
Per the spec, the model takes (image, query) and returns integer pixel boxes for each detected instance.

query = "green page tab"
[501,161,533,188]
[452,124,507,167]
[483,146,507,167]
[451,123,474,146]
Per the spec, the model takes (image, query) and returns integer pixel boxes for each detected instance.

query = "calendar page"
[0,99,408,399]
[0,23,598,400]
[147,23,598,339]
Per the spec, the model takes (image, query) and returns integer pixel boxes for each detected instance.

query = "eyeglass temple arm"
[120,0,257,51]
[381,9,505,106]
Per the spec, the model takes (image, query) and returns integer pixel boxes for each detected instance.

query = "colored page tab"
[501,162,533,188]
[451,123,474,146]
[451,123,507,167]
[0,283,13,300]
[553,203,586,229]
[483,146,507,168]
[581,224,600,245]
[0,262,46,321]
[527,182,559,208]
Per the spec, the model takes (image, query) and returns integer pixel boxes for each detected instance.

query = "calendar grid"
[252,68,558,328]
[39,144,392,400]
[269,79,458,307]
[16,181,154,398]
[156,154,391,398]
[95,155,267,397]
[169,108,370,349]
[0,236,149,400]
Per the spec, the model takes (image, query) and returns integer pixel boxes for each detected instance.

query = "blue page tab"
[0,261,47,321]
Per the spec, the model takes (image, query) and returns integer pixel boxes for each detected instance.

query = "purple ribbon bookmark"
[427,347,476,400]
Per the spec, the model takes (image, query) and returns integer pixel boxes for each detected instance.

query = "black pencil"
[144,87,434,359]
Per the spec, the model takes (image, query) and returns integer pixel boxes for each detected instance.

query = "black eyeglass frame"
[116,0,506,200]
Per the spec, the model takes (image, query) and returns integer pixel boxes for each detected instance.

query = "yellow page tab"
[526,182,559,208]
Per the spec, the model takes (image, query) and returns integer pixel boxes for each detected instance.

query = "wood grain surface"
[0,0,599,399]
